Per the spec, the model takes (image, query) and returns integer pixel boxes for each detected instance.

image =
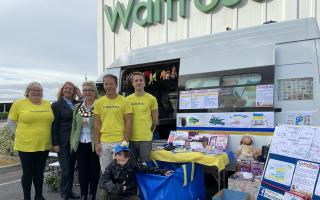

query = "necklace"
[78,104,94,118]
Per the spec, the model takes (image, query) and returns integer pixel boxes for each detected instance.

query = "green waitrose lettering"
[105,0,262,32]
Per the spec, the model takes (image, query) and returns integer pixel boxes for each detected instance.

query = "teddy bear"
[236,135,254,161]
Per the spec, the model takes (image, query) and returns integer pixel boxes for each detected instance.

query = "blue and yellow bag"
[136,161,205,200]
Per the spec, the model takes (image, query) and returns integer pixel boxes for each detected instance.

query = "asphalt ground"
[0,164,80,200]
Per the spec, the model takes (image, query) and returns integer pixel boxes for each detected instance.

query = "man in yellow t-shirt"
[94,74,133,171]
[127,72,158,163]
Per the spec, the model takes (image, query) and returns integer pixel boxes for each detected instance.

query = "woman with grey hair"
[70,81,100,200]
[7,82,54,200]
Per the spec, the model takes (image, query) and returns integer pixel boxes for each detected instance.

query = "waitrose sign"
[105,0,263,32]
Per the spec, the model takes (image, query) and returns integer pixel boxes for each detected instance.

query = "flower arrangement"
[0,126,16,156]
[44,173,60,191]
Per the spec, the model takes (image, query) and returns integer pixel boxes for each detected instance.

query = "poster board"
[176,112,274,132]
[258,125,320,200]
[178,84,274,110]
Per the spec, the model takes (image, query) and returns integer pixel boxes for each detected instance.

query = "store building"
[97,0,320,74]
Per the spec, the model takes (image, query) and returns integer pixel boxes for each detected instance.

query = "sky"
[0,0,98,102]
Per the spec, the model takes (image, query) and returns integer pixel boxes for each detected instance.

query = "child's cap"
[114,144,129,154]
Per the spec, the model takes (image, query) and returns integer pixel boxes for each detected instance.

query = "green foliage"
[0,112,8,120]
[44,173,60,191]
[0,126,16,156]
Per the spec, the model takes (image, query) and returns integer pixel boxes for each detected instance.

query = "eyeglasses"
[30,89,42,92]
[83,89,95,92]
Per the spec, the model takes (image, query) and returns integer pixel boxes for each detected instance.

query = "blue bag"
[136,161,205,200]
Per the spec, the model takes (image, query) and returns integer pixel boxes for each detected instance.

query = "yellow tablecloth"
[150,150,229,172]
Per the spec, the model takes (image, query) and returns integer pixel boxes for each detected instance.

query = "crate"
[228,176,260,200]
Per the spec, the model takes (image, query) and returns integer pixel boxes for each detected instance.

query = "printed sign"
[259,125,320,200]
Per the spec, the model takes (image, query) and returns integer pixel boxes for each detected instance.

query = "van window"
[185,77,219,89]
[223,73,262,86]
[278,77,313,101]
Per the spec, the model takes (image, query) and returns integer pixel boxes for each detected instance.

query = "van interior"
[120,59,180,139]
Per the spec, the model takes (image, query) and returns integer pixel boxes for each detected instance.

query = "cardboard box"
[212,189,250,200]
[228,176,260,200]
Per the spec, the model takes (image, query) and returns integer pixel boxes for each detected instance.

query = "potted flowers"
[44,173,60,191]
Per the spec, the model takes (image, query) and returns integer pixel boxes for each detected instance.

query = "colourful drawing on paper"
[286,112,312,126]
[264,159,295,186]
[207,113,226,127]
[226,112,251,128]
[251,112,274,128]
[176,113,206,127]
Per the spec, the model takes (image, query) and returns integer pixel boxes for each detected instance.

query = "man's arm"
[123,113,133,142]
[151,109,159,132]
[94,114,102,156]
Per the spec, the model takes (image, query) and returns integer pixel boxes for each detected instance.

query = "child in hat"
[99,145,172,200]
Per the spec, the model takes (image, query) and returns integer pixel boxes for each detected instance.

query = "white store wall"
[97,0,320,74]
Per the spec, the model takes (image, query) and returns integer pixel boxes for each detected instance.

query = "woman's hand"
[52,145,60,153]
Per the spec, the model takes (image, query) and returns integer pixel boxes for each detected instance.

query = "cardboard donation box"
[228,174,260,200]
[212,189,250,200]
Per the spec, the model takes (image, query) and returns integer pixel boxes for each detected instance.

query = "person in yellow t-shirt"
[94,74,133,171]
[7,82,54,200]
[127,72,158,163]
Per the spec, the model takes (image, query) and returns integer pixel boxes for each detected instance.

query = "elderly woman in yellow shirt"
[7,82,54,200]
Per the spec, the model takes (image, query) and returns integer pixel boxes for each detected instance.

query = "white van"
[97,18,320,152]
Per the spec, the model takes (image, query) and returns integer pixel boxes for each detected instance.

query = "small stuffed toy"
[236,135,254,161]
[165,70,171,80]
[148,72,153,85]
[171,66,177,79]
[160,70,166,80]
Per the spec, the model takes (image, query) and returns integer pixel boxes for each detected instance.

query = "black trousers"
[58,142,76,196]
[18,150,49,200]
[76,142,100,196]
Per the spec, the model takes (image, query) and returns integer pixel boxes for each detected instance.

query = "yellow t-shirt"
[94,95,133,143]
[8,99,54,152]
[127,93,158,141]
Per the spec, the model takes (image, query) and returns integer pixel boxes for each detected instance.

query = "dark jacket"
[99,159,167,196]
[51,98,77,146]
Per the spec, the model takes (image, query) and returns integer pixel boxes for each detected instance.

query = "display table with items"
[150,150,229,171]
[149,131,231,191]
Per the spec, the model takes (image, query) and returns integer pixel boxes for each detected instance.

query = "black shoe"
[80,195,87,200]
[34,196,46,200]
[88,194,95,200]
[69,192,80,199]
[61,194,69,200]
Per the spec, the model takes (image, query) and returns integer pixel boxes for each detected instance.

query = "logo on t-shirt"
[131,102,144,106]
[104,105,120,109]
[30,110,50,113]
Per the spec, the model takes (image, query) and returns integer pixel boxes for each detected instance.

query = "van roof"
[99,18,320,81]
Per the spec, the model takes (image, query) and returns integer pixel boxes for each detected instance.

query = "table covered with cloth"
[150,150,229,172]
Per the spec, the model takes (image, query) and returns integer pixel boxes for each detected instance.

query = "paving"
[0,163,80,200]
[0,121,6,129]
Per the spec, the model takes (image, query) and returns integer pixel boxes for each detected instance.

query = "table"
[150,150,229,189]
